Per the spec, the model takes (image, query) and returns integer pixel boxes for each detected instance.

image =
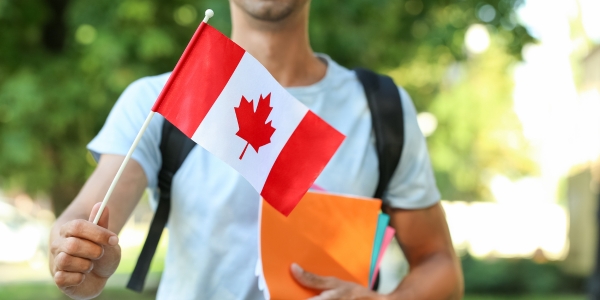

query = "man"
[49,0,463,299]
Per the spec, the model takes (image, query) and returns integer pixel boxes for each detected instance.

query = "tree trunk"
[42,0,69,53]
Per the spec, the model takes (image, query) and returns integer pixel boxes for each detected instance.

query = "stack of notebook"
[256,191,395,299]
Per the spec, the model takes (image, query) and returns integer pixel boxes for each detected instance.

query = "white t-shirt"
[88,55,440,300]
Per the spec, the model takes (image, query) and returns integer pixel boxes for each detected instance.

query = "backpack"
[126,68,405,292]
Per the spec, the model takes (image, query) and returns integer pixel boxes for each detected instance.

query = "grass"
[0,242,587,300]
[463,297,585,300]
[0,284,156,300]
[0,237,165,300]
[0,283,586,300]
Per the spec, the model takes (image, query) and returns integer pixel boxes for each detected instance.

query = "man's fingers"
[88,202,110,229]
[59,237,105,260]
[308,289,342,300]
[60,219,118,246]
[54,271,86,288]
[54,252,94,273]
[291,263,339,290]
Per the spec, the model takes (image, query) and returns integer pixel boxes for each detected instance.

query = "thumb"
[89,202,110,229]
[291,263,338,290]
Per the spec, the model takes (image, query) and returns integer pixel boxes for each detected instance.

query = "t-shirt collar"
[285,53,338,99]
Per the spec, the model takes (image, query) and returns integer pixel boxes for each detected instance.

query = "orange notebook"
[257,191,381,299]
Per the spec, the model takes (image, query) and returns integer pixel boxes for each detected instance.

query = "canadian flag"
[151,22,345,216]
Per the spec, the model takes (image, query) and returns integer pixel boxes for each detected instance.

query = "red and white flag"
[151,22,345,216]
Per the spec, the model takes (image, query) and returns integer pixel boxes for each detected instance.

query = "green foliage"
[461,255,585,294]
[464,296,585,300]
[0,0,534,213]
[0,283,585,300]
[311,0,532,71]
[0,283,157,300]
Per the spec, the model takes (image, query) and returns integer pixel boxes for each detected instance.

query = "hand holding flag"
[93,9,345,223]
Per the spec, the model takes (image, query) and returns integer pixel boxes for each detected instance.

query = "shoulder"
[121,72,171,102]
[387,86,441,208]
[323,56,414,112]
[87,73,171,188]
[316,54,362,92]
[397,87,418,120]
[110,72,172,116]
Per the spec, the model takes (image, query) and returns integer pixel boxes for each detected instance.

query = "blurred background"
[1,0,599,299]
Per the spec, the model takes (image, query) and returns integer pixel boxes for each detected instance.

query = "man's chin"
[233,0,304,22]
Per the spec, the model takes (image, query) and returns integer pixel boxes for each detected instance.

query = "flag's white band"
[191,52,309,193]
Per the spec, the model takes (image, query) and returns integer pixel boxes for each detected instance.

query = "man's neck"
[230,4,326,87]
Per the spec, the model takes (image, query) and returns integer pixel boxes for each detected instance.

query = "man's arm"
[384,202,463,299]
[292,202,463,300]
[49,154,148,299]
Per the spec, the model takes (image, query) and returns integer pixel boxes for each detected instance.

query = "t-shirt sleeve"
[382,87,441,209]
[87,77,164,189]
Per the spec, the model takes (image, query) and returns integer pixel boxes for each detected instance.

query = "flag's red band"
[152,23,245,137]
[261,111,345,216]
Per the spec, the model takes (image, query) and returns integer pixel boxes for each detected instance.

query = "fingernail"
[108,236,118,246]
[291,263,303,273]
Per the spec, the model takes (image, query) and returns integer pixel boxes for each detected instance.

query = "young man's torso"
[88,55,439,299]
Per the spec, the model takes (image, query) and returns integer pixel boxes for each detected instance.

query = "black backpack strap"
[354,68,404,292]
[127,120,196,292]
[354,68,405,200]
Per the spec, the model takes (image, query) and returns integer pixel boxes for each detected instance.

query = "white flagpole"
[92,9,215,225]
[203,8,214,23]
[93,111,155,224]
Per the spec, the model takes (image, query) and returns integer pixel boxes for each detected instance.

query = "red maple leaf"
[234,93,276,159]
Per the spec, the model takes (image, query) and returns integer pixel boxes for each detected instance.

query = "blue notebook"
[369,212,390,284]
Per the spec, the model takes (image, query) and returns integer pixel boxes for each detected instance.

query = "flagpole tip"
[204,9,214,22]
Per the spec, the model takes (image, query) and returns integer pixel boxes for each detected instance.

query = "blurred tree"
[460,254,585,294]
[0,0,534,214]
[393,39,538,201]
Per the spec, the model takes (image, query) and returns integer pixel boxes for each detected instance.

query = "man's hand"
[291,263,385,300]
[50,202,121,299]
[291,203,462,300]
